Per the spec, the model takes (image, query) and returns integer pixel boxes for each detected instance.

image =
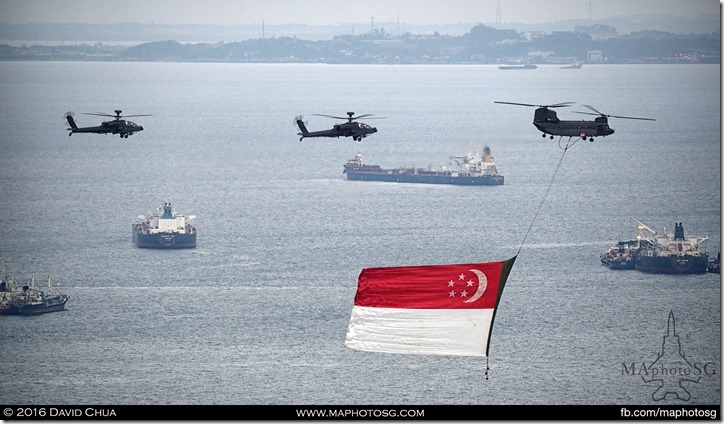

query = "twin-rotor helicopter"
[494,101,655,142]
[65,110,152,138]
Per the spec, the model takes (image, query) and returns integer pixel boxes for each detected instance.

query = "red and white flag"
[345,256,517,357]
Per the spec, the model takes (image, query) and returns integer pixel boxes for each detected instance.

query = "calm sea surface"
[0,62,720,406]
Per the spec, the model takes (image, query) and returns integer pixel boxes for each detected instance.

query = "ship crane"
[632,217,656,235]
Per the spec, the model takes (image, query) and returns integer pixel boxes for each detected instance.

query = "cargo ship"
[631,219,709,274]
[600,219,712,274]
[343,147,504,186]
[132,202,197,249]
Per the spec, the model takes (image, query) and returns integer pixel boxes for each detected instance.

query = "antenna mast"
[496,0,502,29]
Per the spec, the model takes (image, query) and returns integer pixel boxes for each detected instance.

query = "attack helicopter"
[295,112,383,142]
[493,101,655,142]
[65,110,152,138]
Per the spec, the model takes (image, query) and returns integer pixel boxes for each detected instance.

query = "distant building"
[587,50,604,63]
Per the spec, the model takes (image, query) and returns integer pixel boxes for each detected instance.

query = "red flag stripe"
[353,261,504,309]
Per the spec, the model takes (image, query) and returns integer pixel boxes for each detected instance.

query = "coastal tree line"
[0,24,719,64]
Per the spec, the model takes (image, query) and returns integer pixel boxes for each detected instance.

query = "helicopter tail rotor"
[294,115,309,127]
[294,115,309,138]
[64,111,78,130]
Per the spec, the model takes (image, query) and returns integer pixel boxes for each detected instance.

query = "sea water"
[0,61,719,406]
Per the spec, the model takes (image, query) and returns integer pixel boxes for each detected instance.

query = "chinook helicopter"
[65,110,152,138]
[494,101,655,142]
[295,112,382,142]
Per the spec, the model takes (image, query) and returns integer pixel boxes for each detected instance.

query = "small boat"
[498,63,537,70]
[9,274,69,315]
[560,62,583,69]
[600,240,637,270]
[708,252,720,274]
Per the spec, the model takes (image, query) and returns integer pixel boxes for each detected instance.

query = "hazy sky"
[1,0,720,25]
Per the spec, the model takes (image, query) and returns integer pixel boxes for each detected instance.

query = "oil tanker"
[132,202,197,249]
[343,147,504,186]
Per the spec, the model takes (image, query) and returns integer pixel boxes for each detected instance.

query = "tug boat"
[708,252,720,274]
[600,240,637,270]
[133,202,197,249]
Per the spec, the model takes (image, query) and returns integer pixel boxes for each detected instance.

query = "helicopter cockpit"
[534,107,560,123]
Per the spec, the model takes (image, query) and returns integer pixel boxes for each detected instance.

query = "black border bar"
[1,405,721,420]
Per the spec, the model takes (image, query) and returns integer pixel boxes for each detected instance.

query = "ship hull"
[344,171,504,186]
[601,258,635,270]
[132,226,197,249]
[12,300,67,315]
[634,255,709,274]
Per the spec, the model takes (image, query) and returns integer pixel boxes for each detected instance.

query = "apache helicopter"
[65,110,152,138]
[295,112,382,142]
[493,101,655,142]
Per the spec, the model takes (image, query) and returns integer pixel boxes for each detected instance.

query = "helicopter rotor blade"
[314,114,350,120]
[607,115,656,121]
[84,112,115,117]
[83,112,152,118]
[579,105,656,120]
[494,101,573,108]
[581,104,604,115]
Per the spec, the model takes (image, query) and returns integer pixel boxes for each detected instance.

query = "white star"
[458,273,466,280]
[448,290,456,297]
[467,279,474,287]
[461,290,468,297]
[447,280,455,287]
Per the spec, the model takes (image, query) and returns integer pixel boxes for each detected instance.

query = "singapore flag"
[345,256,517,357]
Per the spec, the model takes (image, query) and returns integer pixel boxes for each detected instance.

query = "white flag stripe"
[345,306,494,357]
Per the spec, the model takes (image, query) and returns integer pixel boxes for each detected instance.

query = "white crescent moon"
[463,269,488,303]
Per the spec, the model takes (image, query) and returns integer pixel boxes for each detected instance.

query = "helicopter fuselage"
[297,119,377,142]
[534,108,613,140]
